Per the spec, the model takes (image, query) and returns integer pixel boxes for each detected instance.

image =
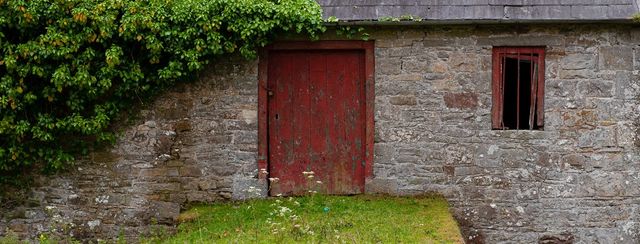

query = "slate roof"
[318,0,640,22]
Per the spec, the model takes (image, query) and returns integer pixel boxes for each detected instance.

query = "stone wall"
[1,24,639,243]
[0,56,261,240]
[368,24,640,243]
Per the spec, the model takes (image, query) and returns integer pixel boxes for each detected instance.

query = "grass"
[147,194,463,243]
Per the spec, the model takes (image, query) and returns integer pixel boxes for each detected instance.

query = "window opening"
[492,47,544,130]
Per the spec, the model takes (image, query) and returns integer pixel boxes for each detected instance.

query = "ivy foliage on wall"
[0,0,324,182]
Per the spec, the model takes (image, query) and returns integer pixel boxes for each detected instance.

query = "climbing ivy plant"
[0,0,324,182]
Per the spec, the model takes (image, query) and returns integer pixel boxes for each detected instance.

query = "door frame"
[257,41,375,187]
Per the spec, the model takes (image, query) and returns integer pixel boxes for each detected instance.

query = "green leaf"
[0,0,325,183]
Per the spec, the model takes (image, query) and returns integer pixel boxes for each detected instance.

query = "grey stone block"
[576,80,614,97]
[614,71,638,99]
[561,53,596,70]
[559,69,596,79]
[476,35,564,46]
[231,176,267,200]
[599,46,633,71]
[365,178,399,194]
[151,201,180,224]
[578,127,617,148]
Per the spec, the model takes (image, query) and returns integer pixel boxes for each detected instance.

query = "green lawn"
[148,194,463,243]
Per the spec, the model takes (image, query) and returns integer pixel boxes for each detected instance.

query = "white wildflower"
[279,206,292,213]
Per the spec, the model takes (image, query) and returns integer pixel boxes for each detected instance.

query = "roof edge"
[324,19,637,26]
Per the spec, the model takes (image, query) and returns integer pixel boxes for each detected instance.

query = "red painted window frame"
[257,41,375,181]
[491,46,546,130]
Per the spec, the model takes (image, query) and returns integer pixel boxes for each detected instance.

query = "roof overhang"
[323,19,637,26]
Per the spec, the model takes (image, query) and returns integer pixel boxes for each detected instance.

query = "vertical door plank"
[309,52,329,193]
[352,52,366,193]
[268,52,295,194]
[292,52,311,192]
[325,52,342,194]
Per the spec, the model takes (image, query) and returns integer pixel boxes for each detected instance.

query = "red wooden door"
[267,50,366,195]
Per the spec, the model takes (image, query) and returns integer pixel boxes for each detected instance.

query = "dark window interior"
[502,56,540,130]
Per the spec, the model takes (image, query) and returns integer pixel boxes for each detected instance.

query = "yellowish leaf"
[23,13,32,22]
[88,34,97,43]
[73,13,87,23]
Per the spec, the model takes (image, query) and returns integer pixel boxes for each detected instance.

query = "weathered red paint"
[258,41,374,196]
[536,49,546,127]
[257,48,269,179]
[491,49,503,129]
